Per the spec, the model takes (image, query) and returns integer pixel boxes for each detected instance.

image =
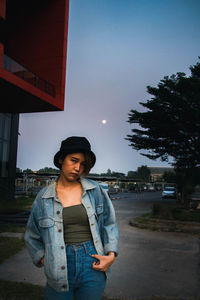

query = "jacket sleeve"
[101,187,119,256]
[24,196,45,267]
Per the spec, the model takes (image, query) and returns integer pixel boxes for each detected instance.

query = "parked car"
[162,186,177,199]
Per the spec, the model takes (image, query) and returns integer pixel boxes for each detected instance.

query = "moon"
[102,120,107,124]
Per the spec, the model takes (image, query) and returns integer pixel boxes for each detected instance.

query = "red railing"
[3,54,56,97]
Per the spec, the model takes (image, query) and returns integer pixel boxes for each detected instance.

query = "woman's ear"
[59,158,63,165]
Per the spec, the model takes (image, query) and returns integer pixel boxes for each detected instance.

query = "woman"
[24,136,118,300]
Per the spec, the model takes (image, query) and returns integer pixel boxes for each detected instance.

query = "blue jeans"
[44,241,106,300]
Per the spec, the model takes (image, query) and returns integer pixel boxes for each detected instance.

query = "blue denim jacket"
[24,178,118,292]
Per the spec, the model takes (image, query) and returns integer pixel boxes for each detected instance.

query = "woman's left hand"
[92,252,115,272]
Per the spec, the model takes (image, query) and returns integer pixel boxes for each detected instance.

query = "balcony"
[3,54,56,98]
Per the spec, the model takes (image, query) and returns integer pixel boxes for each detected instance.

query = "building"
[149,167,174,182]
[0,0,69,199]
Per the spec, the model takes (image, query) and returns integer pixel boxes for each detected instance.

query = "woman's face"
[59,152,86,182]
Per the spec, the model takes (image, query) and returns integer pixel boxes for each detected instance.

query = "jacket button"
[91,223,94,226]
[57,211,60,214]
[61,246,64,249]
[61,266,65,270]
[58,229,62,232]
[62,284,67,288]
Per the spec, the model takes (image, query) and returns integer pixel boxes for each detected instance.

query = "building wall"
[149,167,174,182]
[0,113,19,199]
[0,0,6,19]
[0,0,69,113]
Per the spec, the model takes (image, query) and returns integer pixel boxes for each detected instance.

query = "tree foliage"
[162,171,176,183]
[98,169,125,178]
[38,167,60,174]
[137,165,150,181]
[23,168,33,173]
[107,169,112,176]
[127,171,138,179]
[16,167,22,173]
[126,58,200,169]
[127,166,150,181]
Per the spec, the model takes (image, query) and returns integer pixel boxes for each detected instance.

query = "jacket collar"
[80,177,96,192]
[42,177,96,199]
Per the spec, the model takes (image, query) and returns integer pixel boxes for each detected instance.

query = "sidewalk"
[0,246,46,287]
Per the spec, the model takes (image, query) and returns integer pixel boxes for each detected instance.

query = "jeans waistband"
[65,240,94,252]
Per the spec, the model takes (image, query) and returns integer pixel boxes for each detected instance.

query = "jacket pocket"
[44,244,59,281]
[96,204,103,216]
[39,217,54,228]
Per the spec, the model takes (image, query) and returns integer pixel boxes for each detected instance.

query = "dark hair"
[83,152,93,176]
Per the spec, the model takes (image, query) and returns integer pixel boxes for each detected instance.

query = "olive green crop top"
[62,204,93,245]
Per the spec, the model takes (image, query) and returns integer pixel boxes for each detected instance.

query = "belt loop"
[83,241,87,254]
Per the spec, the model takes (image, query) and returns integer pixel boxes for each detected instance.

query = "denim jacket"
[24,177,118,292]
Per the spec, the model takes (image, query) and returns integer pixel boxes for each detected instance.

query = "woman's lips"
[70,173,79,177]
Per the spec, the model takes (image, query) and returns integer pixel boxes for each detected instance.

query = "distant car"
[149,186,155,191]
[162,186,177,199]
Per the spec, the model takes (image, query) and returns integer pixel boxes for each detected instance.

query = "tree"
[23,168,33,173]
[111,172,125,178]
[107,168,112,176]
[137,165,150,181]
[126,58,200,201]
[100,170,125,178]
[88,172,101,177]
[162,171,176,183]
[127,171,138,179]
[38,167,60,174]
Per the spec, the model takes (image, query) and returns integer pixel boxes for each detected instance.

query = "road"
[104,192,200,299]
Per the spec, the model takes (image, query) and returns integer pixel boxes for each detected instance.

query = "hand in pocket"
[41,256,45,265]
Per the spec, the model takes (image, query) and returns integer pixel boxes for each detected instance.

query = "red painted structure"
[0,0,69,113]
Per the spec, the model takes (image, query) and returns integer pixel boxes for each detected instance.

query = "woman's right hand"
[40,257,45,265]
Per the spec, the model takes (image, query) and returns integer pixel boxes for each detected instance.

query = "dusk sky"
[17,0,200,175]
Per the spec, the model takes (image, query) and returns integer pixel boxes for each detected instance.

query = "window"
[0,113,11,177]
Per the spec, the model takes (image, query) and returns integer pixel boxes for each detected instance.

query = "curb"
[130,218,200,234]
[0,232,24,239]
[0,211,29,225]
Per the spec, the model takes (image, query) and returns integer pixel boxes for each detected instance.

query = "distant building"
[149,167,174,182]
[0,0,69,199]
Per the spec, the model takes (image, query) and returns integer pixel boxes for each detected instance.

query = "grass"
[0,224,26,233]
[133,203,200,233]
[0,279,45,300]
[151,203,200,222]
[133,213,153,224]
[0,237,25,264]
[0,279,122,300]
[0,196,34,214]
[0,279,199,300]
[135,203,200,223]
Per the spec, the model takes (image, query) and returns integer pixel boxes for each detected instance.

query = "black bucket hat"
[54,136,96,169]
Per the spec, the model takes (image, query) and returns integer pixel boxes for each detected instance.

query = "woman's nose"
[74,162,81,171]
